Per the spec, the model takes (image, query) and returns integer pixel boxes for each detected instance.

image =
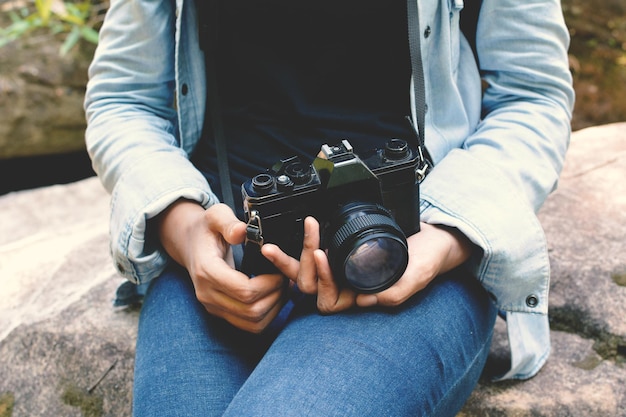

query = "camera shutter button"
[276,175,294,192]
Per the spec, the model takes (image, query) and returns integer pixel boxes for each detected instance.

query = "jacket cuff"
[419,149,549,314]
[493,311,551,381]
[109,151,219,284]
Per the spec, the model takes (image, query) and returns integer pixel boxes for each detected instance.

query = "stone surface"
[462,327,626,416]
[0,178,137,417]
[543,123,626,348]
[462,122,626,416]
[0,22,95,159]
[0,123,624,416]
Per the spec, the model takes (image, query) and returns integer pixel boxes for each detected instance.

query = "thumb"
[207,203,247,245]
[224,220,247,246]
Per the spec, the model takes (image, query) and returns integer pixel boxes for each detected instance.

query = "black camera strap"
[406,0,432,181]
[197,0,246,266]
[197,0,236,210]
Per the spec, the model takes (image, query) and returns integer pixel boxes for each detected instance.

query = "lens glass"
[344,236,407,291]
[326,202,409,293]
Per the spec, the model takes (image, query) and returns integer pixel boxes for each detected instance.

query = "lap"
[133,266,496,417]
[132,266,276,416]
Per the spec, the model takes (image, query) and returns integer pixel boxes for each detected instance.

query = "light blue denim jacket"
[84,0,574,380]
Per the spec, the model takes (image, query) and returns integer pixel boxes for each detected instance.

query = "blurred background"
[0,0,624,195]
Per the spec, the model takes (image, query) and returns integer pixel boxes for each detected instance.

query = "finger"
[297,217,321,294]
[356,261,427,308]
[356,278,419,308]
[261,243,301,280]
[201,275,286,320]
[193,268,287,325]
[356,293,378,308]
[303,216,321,250]
[203,290,288,334]
[206,203,247,245]
[314,249,356,313]
[225,271,287,305]
[194,259,286,304]
[371,225,453,307]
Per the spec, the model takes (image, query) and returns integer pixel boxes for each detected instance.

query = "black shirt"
[193,1,413,213]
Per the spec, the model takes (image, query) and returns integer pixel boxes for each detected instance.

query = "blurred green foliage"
[0,0,107,55]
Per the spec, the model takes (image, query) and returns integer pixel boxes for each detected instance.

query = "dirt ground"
[563,0,626,130]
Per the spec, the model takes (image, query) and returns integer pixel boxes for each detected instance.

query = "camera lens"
[327,203,408,293]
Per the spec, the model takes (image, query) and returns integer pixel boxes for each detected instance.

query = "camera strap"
[406,0,433,181]
[197,0,237,210]
[197,0,247,266]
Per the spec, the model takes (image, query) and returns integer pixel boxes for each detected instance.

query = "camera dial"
[384,138,409,160]
[284,161,313,185]
[251,173,275,194]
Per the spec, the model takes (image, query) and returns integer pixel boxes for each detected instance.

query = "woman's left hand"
[261,218,474,313]
[356,222,474,308]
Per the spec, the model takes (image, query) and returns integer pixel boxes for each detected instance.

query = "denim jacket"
[84,0,574,380]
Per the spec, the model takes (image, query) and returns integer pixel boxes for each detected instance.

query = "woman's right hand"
[156,201,288,333]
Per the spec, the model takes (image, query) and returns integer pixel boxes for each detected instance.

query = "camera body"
[240,138,421,293]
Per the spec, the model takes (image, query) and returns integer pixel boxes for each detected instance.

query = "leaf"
[7,10,23,23]
[35,0,52,25]
[58,13,84,25]
[60,25,81,55]
[4,19,32,37]
[81,26,99,44]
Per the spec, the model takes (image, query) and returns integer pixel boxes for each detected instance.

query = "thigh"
[132,266,275,417]
[223,269,497,417]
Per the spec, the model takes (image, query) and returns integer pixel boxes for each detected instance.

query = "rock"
[0,123,625,416]
[0,178,137,417]
[0,23,95,159]
[543,123,626,356]
[462,122,626,416]
[461,327,626,416]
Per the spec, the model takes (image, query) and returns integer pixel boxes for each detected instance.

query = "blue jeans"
[132,265,497,417]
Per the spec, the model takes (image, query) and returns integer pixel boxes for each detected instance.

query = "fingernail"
[358,295,377,307]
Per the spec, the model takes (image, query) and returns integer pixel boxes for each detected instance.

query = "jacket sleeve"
[84,0,218,284]
[420,0,574,314]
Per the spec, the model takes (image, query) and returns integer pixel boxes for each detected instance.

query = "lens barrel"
[326,202,408,293]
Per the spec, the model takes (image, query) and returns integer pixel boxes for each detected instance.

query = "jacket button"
[526,295,539,308]
[116,262,126,274]
[181,83,189,96]
[424,26,432,38]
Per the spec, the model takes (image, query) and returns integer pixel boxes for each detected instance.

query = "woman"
[84,0,574,415]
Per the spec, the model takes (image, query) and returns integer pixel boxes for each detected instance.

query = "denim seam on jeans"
[430,317,495,417]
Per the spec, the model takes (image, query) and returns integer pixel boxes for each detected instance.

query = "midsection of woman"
[192,0,416,211]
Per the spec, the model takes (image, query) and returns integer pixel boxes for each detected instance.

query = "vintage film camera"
[240,138,422,293]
